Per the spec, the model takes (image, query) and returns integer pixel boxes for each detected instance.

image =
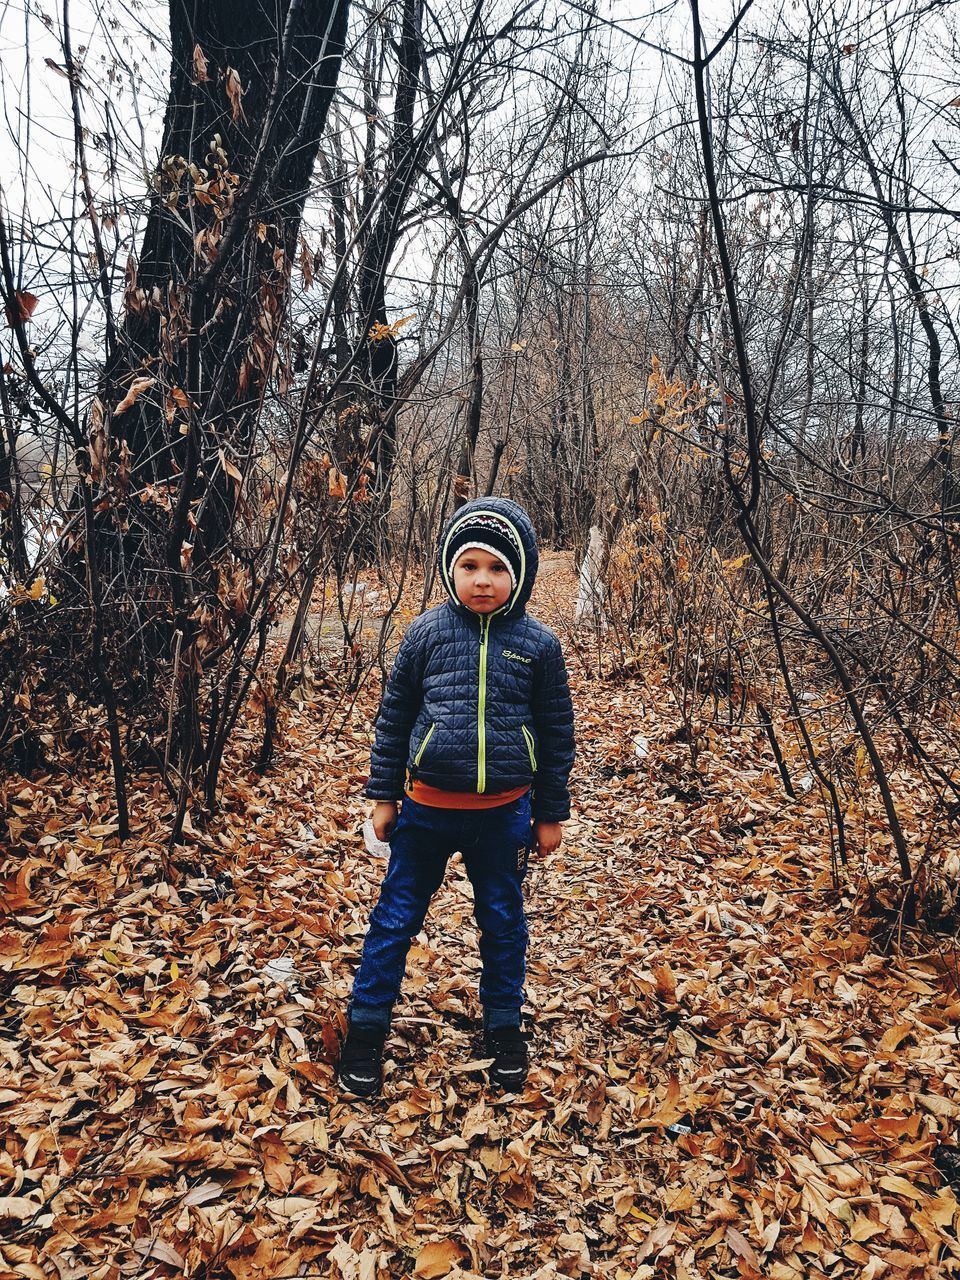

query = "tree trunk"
[357,0,424,495]
[107,0,350,555]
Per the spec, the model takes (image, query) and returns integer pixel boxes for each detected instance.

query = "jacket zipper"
[521,724,537,772]
[477,616,490,792]
[413,723,435,769]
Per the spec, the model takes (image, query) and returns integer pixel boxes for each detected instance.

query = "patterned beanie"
[442,509,524,600]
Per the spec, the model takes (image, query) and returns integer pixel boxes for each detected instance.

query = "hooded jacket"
[366,498,575,821]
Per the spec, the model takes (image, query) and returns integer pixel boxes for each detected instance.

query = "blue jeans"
[350,793,533,1032]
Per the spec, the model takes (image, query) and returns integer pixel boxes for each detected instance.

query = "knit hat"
[441,508,525,609]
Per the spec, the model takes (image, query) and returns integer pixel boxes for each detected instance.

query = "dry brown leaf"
[114,376,155,416]
[5,290,38,326]
[878,1022,914,1053]
[192,42,209,83]
[725,1226,761,1270]
[224,66,246,123]
[878,1175,931,1204]
[132,1238,185,1267]
[219,449,243,484]
[448,1058,494,1075]
[181,1181,223,1207]
[635,1222,675,1262]
[414,1239,468,1278]
[0,1195,43,1219]
[653,961,677,1004]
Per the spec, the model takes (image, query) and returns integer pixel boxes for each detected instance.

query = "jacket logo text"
[502,649,532,664]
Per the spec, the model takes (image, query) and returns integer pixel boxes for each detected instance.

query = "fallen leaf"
[726,1226,761,1269]
[132,1238,185,1267]
[0,1195,43,1220]
[414,1239,468,1277]
[181,1181,223,1207]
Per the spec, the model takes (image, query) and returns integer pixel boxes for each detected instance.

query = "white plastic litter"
[666,1122,693,1139]
[795,773,815,793]
[362,819,392,859]
[260,955,298,990]
[719,910,763,939]
[633,733,650,761]
[343,581,379,604]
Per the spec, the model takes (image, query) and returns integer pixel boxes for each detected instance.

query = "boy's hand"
[532,820,562,856]
[372,801,399,842]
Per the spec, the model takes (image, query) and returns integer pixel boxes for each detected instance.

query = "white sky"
[1,0,957,386]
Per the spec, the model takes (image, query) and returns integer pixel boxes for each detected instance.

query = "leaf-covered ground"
[2,557,959,1280]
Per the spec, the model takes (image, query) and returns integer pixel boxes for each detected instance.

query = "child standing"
[339,497,575,1097]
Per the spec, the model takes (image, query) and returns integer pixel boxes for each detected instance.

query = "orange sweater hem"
[405,780,530,809]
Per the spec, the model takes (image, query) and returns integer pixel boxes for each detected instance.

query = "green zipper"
[414,722,435,768]
[521,724,537,772]
[477,616,490,792]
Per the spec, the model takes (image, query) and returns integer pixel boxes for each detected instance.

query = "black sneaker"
[338,1025,386,1097]
[484,1025,528,1092]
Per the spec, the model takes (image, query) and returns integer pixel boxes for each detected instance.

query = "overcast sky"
[1,0,955,343]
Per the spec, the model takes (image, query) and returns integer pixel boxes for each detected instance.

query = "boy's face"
[453,548,513,614]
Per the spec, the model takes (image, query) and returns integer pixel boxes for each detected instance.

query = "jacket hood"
[438,496,539,621]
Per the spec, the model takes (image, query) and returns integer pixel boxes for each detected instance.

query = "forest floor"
[2,556,960,1280]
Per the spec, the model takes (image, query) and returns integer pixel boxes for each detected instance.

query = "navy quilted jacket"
[366,498,575,821]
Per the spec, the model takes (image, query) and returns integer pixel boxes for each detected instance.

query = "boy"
[339,497,575,1097]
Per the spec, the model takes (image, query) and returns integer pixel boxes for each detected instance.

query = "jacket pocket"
[521,724,537,772]
[413,722,436,769]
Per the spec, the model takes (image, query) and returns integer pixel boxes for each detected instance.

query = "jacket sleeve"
[365,623,425,802]
[531,633,575,821]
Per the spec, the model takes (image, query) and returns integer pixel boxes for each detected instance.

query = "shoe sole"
[338,1071,381,1098]
[489,1069,527,1092]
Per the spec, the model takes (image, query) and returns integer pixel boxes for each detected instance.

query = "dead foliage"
[1,570,959,1279]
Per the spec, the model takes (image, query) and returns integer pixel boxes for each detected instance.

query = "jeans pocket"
[393,799,411,832]
[517,791,533,828]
